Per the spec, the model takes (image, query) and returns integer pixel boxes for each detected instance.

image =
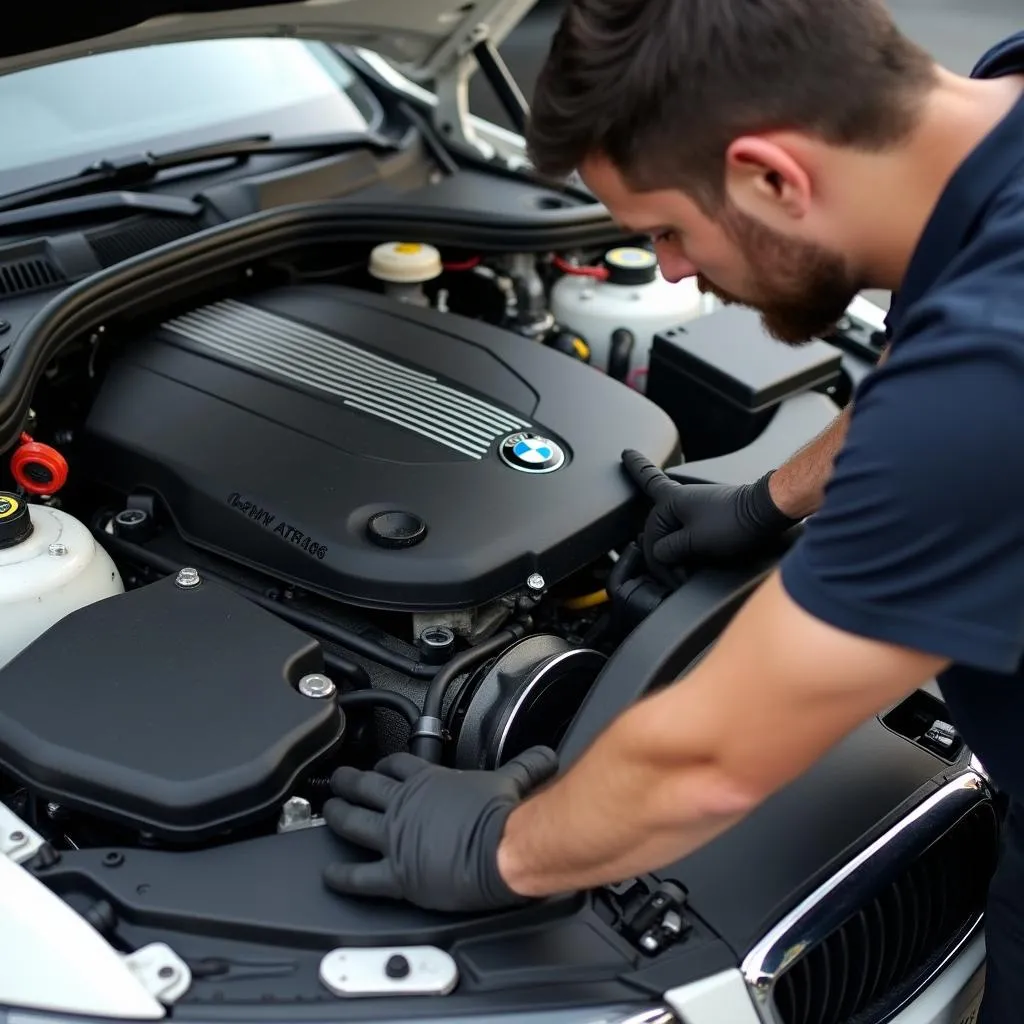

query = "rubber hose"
[323,651,371,690]
[99,530,435,680]
[411,622,529,762]
[608,327,635,382]
[337,688,420,729]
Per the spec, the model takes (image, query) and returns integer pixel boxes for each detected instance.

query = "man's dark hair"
[526,0,938,207]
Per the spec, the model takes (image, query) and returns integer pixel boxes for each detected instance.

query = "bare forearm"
[496,684,752,896]
[770,347,890,518]
[495,555,936,900]
[768,404,852,518]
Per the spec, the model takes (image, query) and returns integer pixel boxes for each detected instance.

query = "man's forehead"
[579,157,681,230]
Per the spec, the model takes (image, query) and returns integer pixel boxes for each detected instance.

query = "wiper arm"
[0,130,400,215]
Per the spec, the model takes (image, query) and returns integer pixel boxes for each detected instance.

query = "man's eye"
[651,230,677,244]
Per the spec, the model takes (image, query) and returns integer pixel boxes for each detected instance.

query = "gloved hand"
[322,746,559,912]
[621,449,799,576]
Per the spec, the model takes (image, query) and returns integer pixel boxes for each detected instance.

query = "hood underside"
[0,0,538,81]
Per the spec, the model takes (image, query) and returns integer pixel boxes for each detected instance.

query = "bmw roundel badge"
[498,432,566,474]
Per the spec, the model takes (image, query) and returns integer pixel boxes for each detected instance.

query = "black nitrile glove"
[322,746,559,912]
[621,449,799,575]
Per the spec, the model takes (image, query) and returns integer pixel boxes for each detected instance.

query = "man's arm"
[497,569,946,897]
[768,404,852,518]
[768,345,890,519]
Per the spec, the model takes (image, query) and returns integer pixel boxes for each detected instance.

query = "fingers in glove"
[498,745,559,793]
[329,765,400,810]
[640,508,687,587]
[621,449,676,500]
[651,528,692,568]
[323,858,402,900]
[374,751,437,782]
[322,797,387,852]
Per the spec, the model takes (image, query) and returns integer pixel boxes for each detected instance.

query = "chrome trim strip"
[888,912,986,1021]
[740,770,991,1023]
[608,1010,676,1024]
[161,299,531,459]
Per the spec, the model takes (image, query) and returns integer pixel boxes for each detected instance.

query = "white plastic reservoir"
[368,241,442,307]
[0,494,123,668]
[550,246,712,384]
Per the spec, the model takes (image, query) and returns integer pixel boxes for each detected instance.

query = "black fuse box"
[645,305,843,460]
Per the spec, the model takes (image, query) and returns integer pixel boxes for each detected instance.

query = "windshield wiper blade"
[0,130,400,215]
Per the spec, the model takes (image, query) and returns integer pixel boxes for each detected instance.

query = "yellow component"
[563,588,609,610]
[369,241,442,284]
[572,338,590,360]
[0,495,20,519]
[604,246,656,268]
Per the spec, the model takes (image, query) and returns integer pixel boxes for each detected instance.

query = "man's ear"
[723,136,812,221]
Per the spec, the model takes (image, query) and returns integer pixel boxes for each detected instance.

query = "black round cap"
[602,246,658,285]
[366,510,427,549]
[0,492,32,549]
[385,954,411,980]
[112,507,154,542]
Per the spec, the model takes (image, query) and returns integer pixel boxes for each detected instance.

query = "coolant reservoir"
[0,494,123,668]
[368,241,442,307]
[550,246,710,384]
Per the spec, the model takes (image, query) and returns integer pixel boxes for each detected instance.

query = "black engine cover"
[0,574,343,841]
[81,284,679,610]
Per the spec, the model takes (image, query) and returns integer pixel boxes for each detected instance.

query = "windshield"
[0,39,380,191]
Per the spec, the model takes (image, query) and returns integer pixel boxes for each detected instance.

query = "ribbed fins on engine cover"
[162,299,531,459]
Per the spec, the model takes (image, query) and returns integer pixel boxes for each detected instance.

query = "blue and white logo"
[498,432,566,474]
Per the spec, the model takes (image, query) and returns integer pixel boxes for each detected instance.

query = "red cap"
[11,434,69,496]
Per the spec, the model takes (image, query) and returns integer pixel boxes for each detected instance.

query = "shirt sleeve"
[780,323,1024,674]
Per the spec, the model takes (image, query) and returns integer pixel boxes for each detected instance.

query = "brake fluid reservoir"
[550,247,710,383]
[368,242,442,306]
[0,494,123,668]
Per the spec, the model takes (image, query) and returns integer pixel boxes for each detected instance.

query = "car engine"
[80,281,678,613]
[0,240,685,851]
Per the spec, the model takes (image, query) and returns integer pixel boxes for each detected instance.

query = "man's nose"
[657,255,698,283]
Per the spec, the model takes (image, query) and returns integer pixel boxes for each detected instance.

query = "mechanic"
[321,3,1024,1019]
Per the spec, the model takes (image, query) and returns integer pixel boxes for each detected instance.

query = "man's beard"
[697,204,860,346]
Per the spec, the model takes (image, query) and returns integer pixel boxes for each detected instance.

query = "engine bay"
[0,236,704,855]
[0,220,919,1018]
[0,224,862,855]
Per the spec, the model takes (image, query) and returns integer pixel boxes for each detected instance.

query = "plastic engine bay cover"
[81,284,680,610]
[0,573,344,841]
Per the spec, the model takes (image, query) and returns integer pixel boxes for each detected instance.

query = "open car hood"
[0,0,538,82]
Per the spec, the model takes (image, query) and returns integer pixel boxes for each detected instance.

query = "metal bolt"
[298,673,336,699]
[9,830,24,843]
[157,966,176,980]
[526,573,546,592]
[278,796,314,833]
[175,567,201,588]
[115,509,147,526]
[48,542,68,557]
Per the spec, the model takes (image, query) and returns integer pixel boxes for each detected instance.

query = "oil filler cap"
[366,510,427,549]
[0,492,32,549]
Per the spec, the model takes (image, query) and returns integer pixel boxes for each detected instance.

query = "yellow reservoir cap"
[369,241,443,284]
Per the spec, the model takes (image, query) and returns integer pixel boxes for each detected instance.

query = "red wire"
[552,254,608,279]
[442,256,482,271]
[626,367,648,391]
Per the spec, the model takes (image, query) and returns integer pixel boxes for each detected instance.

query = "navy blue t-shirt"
[781,33,1024,795]
[778,33,1024,1020]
